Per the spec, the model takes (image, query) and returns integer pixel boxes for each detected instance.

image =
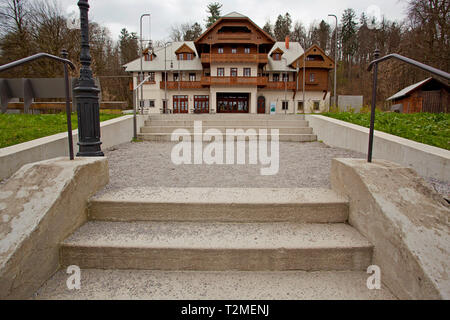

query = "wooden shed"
[386,77,449,113]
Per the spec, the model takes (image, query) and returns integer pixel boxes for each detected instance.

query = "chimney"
[285,36,290,49]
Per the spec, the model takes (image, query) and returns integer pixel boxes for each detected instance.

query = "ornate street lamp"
[73,0,104,156]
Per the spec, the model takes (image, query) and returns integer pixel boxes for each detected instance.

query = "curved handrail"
[0,52,75,160]
[367,53,450,81]
[0,52,75,73]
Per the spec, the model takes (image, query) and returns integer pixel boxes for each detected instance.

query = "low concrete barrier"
[0,157,109,299]
[0,115,145,181]
[331,158,450,299]
[305,115,450,182]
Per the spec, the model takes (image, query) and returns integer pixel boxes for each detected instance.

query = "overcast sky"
[57,0,409,41]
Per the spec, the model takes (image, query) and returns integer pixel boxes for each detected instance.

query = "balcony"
[201,76,268,87]
[265,81,297,90]
[159,81,204,90]
[201,53,268,64]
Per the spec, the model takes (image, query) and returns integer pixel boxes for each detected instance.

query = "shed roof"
[386,78,432,101]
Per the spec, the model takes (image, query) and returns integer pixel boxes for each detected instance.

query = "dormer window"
[178,54,184,60]
[273,53,281,61]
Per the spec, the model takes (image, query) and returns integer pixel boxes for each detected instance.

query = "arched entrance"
[257,96,266,114]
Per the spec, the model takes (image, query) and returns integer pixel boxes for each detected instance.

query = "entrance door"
[173,95,188,113]
[257,96,265,113]
[217,93,249,113]
[194,95,209,113]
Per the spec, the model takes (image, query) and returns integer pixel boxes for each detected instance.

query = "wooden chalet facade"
[124,12,335,114]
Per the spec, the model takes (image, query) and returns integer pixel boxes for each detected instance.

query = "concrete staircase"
[137,114,317,142]
[34,187,396,299]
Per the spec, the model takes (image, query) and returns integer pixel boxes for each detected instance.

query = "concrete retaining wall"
[0,115,145,181]
[331,158,450,299]
[0,157,109,299]
[305,115,450,182]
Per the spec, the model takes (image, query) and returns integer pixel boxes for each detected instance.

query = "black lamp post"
[73,0,104,156]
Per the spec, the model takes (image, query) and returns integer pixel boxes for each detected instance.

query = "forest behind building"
[0,0,448,108]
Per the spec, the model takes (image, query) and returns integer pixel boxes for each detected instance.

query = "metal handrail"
[0,51,76,160]
[367,51,450,162]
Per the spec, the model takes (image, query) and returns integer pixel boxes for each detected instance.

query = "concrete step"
[60,222,372,271]
[148,114,306,121]
[89,187,349,223]
[140,126,313,134]
[144,120,310,127]
[137,132,317,142]
[33,269,396,300]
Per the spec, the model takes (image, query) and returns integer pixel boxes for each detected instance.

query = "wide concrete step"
[89,187,348,223]
[144,120,309,127]
[60,222,372,271]
[137,132,317,142]
[140,126,313,134]
[33,269,396,300]
[148,114,305,121]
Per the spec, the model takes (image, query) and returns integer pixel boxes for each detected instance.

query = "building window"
[243,68,251,77]
[178,54,184,60]
[244,47,250,54]
[282,101,289,110]
[189,73,196,81]
[297,101,304,112]
[149,100,155,108]
[272,73,280,82]
[218,47,223,54]
[282,73,289,82]
[309,73,315,82]
[231,47,237,54]
[186,53,193,60]
[273,53,281,61]
[147,72,155,82]
[313,101,320,111]
[217,68,224,76]
[230,68,238,77]
[173,73,179,81]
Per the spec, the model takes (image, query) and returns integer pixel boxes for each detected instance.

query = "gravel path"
[99,141,449,200]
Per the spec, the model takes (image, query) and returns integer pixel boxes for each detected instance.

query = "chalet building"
[387,77,449,113]
[124,12,335,114]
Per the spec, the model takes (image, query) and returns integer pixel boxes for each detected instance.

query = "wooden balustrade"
[201,53,268,64]
[159,81,203,89]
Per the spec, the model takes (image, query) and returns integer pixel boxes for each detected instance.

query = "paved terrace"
[98,141,449,199]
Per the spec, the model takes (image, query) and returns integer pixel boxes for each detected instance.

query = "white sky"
[57,0,409,41]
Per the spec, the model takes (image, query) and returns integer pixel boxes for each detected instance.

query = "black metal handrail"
[366,51,450,162]
[0,51,76,160]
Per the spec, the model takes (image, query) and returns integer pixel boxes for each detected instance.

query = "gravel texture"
[100,141,450,199]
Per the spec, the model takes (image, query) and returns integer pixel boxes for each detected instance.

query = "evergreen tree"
[274,13,292,41]
[262,21,274,38]
[184,22,203,41]
[205,2,222,29]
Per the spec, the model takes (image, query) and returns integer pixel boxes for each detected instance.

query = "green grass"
[322,111,450,150]
[0,113,123,149]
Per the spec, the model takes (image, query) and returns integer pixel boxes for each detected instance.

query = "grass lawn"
[322,111,450,150]
[0,113,123,149]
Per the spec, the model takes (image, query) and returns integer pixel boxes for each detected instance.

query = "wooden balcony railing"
[201,53,268,64]
[159,81,203,90]
[201,76,268,86]
[265,81,297,90]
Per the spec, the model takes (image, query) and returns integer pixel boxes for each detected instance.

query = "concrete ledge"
[0,157,109,299]
[306,115,450,182]
[330,158,450,299]
[0,115,145,181]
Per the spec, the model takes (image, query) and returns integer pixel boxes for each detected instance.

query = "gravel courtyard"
[99,141,449,199]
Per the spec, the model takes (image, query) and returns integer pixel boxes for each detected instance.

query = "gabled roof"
[123,41,202,72]
[266,42,304,72]
[194,12,275,44]
[290,44,334,69]
[386,78,434,101]
[223,11,247,18]
[271,47,284,55]
[174,43,196,55]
